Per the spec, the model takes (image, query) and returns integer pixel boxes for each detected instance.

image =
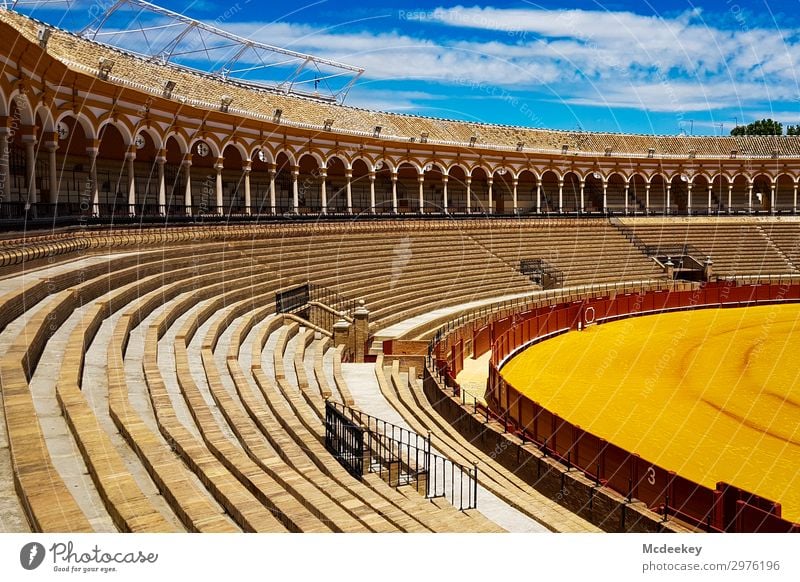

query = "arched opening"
[96,123,128,216]
[648,175,668,214]
[51,115,90,214]
[669,175,688,214]
[469,167,490,214]
[689,175,709,215]
[562,172,580,213]
[274,152,294,213]
[396,162,419,213]
[325,156,347,213]
[250,148,272,214]
[189,139,216,215]
[221,145,246,214]
[492,168,513,214]
[164,136,186,215]
[540,170,559,213]
[350,159,371,213]
[373,162,393,214]
[710,175,729,214]
[422,163,445,213]
[607,173,627,213]
[775,174,795,213]
[583,172,603,212]
[297,153,321,213]
[752,174,773,213]
[628,174,647,213]
[730,175,749,213]
[517,170,537,214]
[447,166,468,213]
[133,130,159,215]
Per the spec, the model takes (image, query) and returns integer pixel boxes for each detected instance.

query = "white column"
[511,179,518,214]
[707,185,712,214]
[794,181,798,214]
[686,183,692,215]
[391,173,398,214]
[243,162,252,215]
[579,180,585,213]
[487,178,494,214]
[24,136,37,206]
[770,182,776,214]
[465,176,472,213]
[645,183,651,213]
[665,183,671,214]
[182,158,192,216]
[268,165,276,214]
[87,147,100,216]
[214,160,224,215]
[319,169,328,214]
[345,169,353,214]
[727,182,733,212]
[557,179,563,213]
[442,176,449,213]
[602,180,608,213]
[417,176,424,213]
[291,167,299,213]
[156,156,166,214]
[126,151,136,216]
[536,182,541,213]
[368,173,376,214]
[747,181,753,213]
[47,141,59,205]
[624,182,629,214]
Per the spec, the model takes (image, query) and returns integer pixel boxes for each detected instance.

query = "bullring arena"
[0,3,799,534]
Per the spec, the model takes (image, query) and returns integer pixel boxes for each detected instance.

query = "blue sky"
[15,0,800,135]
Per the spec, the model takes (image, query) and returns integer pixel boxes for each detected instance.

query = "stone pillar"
[368,172,376,214]
[624,182,629,214]
[345,169,353,214]
[747,181,753,213]
[645,183,651,213]
[665,183,671,215]
[442,176,449,213]
[770,182,776,214]
[536,182,541,213]
[557,179,563,213]
[794,181,798,214]
[243,162,252,215]
[703,256,714,281]
[23,135,37,206]
[465,176,472,213]
[268,164,276,214]
[487,178,493,214]
[353,299,369,363]
[182,158,192,216]
[126,150,136,216]
[391,172,398,214]
[319,168,328,214]
[707,185,713,214]
[46,140,59,205]
[664,256,674,279]
[291,166,299,213]
[214,158,224,214]
[511,179,518,214]
[727,182,733,213]
[602,180,608,213]
[0,127,10,202]
[332,316,351,358]
[417,175,424,213]
[579,180,585,213]
[156,155,166,215]
[686,182,692,215]
[88,147,100,216]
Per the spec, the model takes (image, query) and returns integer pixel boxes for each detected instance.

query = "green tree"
[730,118,783,136]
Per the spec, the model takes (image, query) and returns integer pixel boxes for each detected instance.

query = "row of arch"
[1,98,798,216]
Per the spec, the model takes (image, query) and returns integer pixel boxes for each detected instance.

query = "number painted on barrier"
[646,467,656,485]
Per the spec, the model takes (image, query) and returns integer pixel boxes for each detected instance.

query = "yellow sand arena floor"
[501,304,800,522]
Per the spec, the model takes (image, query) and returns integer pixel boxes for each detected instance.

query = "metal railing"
[325,401,478,510]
